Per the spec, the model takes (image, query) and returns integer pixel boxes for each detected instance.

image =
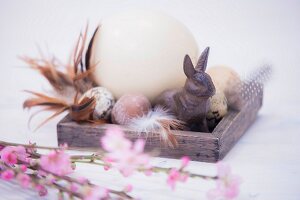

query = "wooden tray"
[57,92,263,163]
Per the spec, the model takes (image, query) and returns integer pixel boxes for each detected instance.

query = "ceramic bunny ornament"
[155,47,215,132]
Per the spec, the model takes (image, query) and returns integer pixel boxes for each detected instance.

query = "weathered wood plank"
[57,118,220,162]
[212,93,263,159]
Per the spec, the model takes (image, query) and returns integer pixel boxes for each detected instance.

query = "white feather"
[128,106,178,144]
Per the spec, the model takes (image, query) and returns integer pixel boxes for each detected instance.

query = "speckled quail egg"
[80,87,115,120]
[206,91,228,130]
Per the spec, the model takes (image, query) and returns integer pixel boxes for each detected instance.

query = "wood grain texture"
[57,93,263,162]
[212,91,263,160]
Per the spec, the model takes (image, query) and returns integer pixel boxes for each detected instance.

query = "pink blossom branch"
[0,140,217,180]
[24,159,133,200]
[0,161,83,198]
[0,143,132,199]
[0,140,100,152]
[0,131,241,200]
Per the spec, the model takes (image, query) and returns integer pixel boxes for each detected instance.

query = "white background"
[0,0,300,199]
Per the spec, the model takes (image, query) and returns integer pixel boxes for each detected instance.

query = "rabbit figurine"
[155,47,215,132]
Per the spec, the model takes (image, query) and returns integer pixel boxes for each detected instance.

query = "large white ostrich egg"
[90,10,199,101]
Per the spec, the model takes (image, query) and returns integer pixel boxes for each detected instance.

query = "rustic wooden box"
[57,92,263,163]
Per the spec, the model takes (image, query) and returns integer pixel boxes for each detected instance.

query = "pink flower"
[0,146,28,165]
[1,169,15,181]
[101,128,131,152]
[36,184,48,196]
[207,162,242,200]
[40,150,73,176]
[144,169,153,176]
[101,129,151,177]
[16,173,31,188]
[77,177,89,184]
[181,156,190,168]
[20,164,27,172]
[167,168,188,190]
[103,165,110,171]
[108,140,150,177]
[124,184,133,193]
[83,186,108,200]
[70,183,79,193]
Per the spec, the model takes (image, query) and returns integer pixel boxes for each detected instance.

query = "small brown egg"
[111,94,151,125]
[207,66,242,110]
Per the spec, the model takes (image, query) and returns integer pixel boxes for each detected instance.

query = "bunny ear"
[196,47,210,71]
[183,55,196,78]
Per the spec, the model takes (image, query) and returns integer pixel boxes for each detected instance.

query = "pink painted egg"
[111,94,151,125]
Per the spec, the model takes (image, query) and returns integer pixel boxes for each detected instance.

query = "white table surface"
[0,0,300,199]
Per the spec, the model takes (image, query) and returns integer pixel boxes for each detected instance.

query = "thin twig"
[73,160,218,180]
[0,140,100,152]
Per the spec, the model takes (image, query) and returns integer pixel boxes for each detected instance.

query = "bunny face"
[183,47,215,98]
[184,71,215,97]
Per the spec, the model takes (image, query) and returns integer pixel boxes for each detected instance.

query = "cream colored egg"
[90,10,199,101]
[207,66,242,110]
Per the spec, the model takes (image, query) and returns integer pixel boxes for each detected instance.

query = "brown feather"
[23,90,70,130]
[20,57,74,93]
[70,97,96,122]
[85,26,99,70]
[23,90,69,109]
[33,107,69,132]
[86,119,107,125]
[72,66,96,94]
[73,66,96,82]
[158,119,185,148]
[73,25,88,73]
[27,106,61,130]
[22,25,102,129]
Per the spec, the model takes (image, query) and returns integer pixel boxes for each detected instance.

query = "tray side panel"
[212,93,263,159]
[57,118,219,162]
